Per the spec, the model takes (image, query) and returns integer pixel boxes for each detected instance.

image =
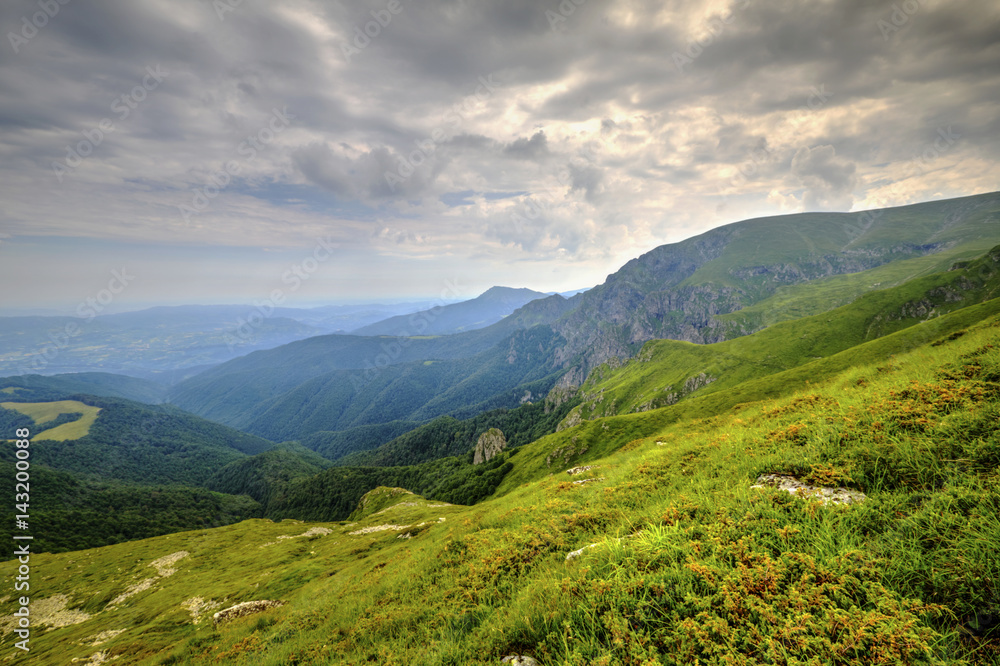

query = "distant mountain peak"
[352,286,550,336]
[478,286,548,300]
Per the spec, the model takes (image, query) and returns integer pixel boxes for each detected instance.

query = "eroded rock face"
[474,428,507,464]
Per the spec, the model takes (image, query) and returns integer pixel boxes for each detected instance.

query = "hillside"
[336,395,579,467]
[167,322,526,425]
[5,302,999,664]
[0,462,261,555]
[352,286,550,336]
[174,325,572,442]
[0,372,167,404]
[0,395,274,486]
[0,393,290,556]
[548,191,1000,383]
[206,446,332,507]
[562,243,1000,423]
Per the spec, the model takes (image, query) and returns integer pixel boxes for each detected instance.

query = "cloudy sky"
[1,0,998,311]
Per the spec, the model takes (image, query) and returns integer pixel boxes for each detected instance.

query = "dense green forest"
[0,395,274,486]
[207,448,330,506]
[0,372,168,404]
[338,395,580,467]
[211,449,516,522]
[0,404,33,432]
[299,421,422,461]
[0,462,261,556]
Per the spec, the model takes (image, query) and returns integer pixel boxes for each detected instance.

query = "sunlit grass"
[1,399,101,441]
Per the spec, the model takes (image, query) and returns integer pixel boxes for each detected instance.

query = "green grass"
[1,400,102,441]
[680,193,1000,290]
[4,306,1000,664]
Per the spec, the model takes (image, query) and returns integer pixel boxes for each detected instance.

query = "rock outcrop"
[750,474,866,505]
[474,428,506,464]
[212,600,284,625]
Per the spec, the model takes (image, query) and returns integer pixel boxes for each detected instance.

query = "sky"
[1,0,998,312]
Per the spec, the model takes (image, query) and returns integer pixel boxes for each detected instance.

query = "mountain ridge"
[351,285,550,336]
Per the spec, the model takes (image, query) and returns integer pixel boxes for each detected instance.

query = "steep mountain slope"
[8,306,1000,665]
[549,191,1000,384]
[352,286,550,336]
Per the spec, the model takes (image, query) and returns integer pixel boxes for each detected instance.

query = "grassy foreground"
[3,315,1000,664]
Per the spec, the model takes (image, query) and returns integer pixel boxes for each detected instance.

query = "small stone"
[501,656,540,665]
[572,477,604,485]
[565,543,598,561]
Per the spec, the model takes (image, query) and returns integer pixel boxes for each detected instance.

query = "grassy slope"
[1,399,102,441]
[500,297,1000,495]
[4,306,1000,664]
[681,193,1000,290]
